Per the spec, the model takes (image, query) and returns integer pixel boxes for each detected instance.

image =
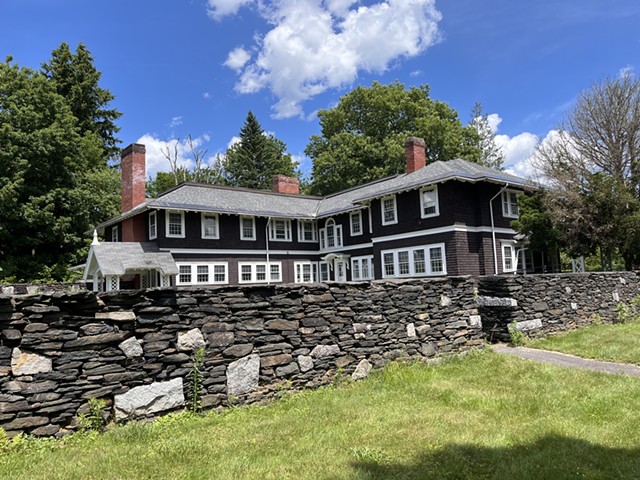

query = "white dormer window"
[381,195,397,225]
[269,219,292,241]
[111,225,119,242]
[166,210,185,238]
[201,213,219,239]
[420,185,439,218]
[148,211,157,240]
[240,216,256,241]
[502,190,520,218]
[350,211,362,236]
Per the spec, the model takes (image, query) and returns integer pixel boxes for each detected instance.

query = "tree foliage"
[306,81,482,195]
[470,102,505,170]
[223,111,297,190]
[0,50,120,281]
[42,42,122,161]
[526,75,640,270]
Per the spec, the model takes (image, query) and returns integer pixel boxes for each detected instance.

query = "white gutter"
[489,183,509,276]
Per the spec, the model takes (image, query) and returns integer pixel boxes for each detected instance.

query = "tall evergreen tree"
[42,42,122,161]
[470,102,505,170]
[223,112,297,190]
[0,56,120,281]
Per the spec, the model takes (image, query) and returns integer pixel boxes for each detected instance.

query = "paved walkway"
[492,344,640,377]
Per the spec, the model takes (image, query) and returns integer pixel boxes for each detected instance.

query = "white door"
[335,260,347,282]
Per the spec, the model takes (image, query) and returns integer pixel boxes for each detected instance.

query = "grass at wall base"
[1,350,639,479]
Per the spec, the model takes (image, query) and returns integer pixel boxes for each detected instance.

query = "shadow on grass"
[350,434,640,480]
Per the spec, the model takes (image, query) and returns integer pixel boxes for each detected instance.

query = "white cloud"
[224,47,252,72]
[619,64,635,79]
[485,113,502,134]
[137,134,211,179]
[169,116,183,128]
[207,0,252,20]
[499,131,540,179]
[203,91,211,99]
[220,0,442,118]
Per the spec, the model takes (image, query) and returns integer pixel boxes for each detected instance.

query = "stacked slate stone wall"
[477,272,640,342]
[0,277,482,437]
[1,283,85,296]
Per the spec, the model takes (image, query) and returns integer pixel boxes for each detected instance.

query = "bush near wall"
[0,277,482,437]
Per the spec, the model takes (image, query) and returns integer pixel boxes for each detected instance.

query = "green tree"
[470,102,505,170]
[533,75,640,270]
[0,58,120,281]
[223,111,297,189]
[306,81,482,195]
[42,42,122,161]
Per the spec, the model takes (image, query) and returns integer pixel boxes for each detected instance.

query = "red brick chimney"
[405,137,426,174]
[273,175,300,195]
[120,143,147,242]
[121,143,147,212]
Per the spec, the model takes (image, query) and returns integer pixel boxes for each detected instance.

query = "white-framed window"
[148,211,157,240]
[319,218,343,251]
[420,185,439,218]
[166,210,185,238]
[238,262,282,284]
[269,218,292,241]
[502,190,520,218]
[380,244,446,278]
[381,195,397,225]
[176,262,228,285]
[502,241,517,273]
[240,216,256,241]
[111,225,119,242]
[351,256,374,281]
[297,220,318,242]
[294,261,319,283]
[319,261,330,282]
[201,213,219,239]
[350,211,363,236]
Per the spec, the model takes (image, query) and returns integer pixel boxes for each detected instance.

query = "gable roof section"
[94,159,537,230]
[83,242,179,278]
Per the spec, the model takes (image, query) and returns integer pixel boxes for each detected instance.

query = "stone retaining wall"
[477,272,640,342]
[0,277,482,437]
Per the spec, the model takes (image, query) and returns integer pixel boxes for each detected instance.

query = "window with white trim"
[240,216,256,241]
[269,218,292,241]
[351,256,373,281]
[148,211,157,240]
[294,261,319,283]
[502,190,520,218]
[166,210,185,238]
[380,244,446,278]
[319,219,343,251]
[502,242,517,273]
[238,262,282,284]
[176,262,228,285]
[319,261,329,282]
[381,196,398,225]
[350,211,363,236]
[297,220,317,242]
[420,185,439,218]
[201,213,219,239]
[111,225,119,242]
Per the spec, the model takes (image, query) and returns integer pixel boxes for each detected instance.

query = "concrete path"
[492,344,640,377]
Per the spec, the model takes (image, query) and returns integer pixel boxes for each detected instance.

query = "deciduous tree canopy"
[306,82,482,195]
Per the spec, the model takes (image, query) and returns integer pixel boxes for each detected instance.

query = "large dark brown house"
[84,138,539,291]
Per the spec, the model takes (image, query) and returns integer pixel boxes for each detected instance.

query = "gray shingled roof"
[95,159,536,229]
[86,242,179,276]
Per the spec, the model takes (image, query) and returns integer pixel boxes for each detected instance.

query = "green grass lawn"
[2,350,640,479]
[528,319,640,365]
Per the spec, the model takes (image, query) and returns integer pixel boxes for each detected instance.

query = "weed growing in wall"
[78,398,109,433]
[186,347,205,414]
[615,296,640,324]
[508,320,526,347]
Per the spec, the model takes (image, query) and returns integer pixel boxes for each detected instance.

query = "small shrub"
[186,347,205,414]
[592,313,602,325]
[508,320,526,347]
[616,295,640,324]
[78,398,109,433]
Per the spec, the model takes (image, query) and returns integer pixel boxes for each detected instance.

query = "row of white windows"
[116,188,519,243]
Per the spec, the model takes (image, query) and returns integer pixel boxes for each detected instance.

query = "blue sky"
[2,0,639,180]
